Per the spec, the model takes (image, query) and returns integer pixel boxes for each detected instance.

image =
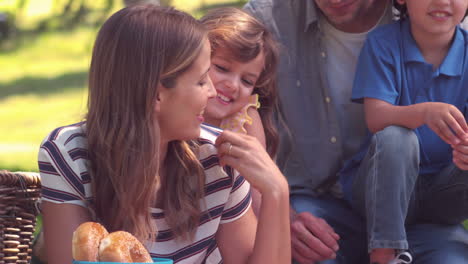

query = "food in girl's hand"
[72,222,152,263]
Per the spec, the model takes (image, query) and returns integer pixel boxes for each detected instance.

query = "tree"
[124,0,174,6]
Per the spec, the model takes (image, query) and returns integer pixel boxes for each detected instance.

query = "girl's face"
[157,39,216,142]
[204,48,265,126]
[398,0,468,40]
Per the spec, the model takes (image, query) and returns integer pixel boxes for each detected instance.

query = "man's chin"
[328,14,355,26]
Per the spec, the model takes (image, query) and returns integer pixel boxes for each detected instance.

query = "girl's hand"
[423,102,468,145]
[453,135,468,171]
[215,130,287,195]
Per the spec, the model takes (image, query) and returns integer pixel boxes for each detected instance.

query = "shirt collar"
[303,0,318,32]
[439,26,464,76]
[403,19,465,76]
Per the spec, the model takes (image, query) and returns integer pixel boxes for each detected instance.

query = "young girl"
[39,5,290,264]
[200,8,279,158]
[341,0,468,263]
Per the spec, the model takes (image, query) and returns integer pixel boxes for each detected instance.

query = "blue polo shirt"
[341,19,468,202]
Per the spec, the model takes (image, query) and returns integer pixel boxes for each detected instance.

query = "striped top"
[38,122,251,264]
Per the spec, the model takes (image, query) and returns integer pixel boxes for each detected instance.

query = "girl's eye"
[215,64,228,72]
[242,79,254,86]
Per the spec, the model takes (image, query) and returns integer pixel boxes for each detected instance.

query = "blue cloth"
[243,0,389,196]
[350,126,468,252]
[341,19,468,202]
[291,188,468,263]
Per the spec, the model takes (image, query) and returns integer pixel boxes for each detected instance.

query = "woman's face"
[204,47,265,126]
[157,39,216,142]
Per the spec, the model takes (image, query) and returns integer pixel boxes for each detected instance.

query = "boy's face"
[398,0,468,38]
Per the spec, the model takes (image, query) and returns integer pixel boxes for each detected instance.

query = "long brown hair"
[200,7,279,157]
[86,5,206,241]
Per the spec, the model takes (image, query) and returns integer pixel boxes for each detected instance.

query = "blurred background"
[1,1,467,245]
[0,0,247,173]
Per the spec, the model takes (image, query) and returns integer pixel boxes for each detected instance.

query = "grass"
[0,27,92,172]
[0,0,246,172]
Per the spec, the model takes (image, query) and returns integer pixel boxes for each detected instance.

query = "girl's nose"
[224,74,240,93]
[206,76,216,98]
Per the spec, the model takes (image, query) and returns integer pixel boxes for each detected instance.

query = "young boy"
[341,0,468,263]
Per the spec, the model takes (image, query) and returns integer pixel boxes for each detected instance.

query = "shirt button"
[325,97,331,103]
[321,51,326,58]
[296,80,301,87]
[330,136,337,143]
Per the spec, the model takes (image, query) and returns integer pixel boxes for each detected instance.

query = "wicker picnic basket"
[0,170,41,264]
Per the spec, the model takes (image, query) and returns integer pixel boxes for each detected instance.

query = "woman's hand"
[216,130,291,264]
[215,130,287,194]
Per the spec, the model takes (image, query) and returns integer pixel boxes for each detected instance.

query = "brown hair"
[86,5,206,241]
[200,7,279,157]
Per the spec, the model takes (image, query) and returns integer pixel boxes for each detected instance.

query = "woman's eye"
[198,77,207,86]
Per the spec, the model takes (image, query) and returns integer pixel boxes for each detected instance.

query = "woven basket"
[0,170,41,264]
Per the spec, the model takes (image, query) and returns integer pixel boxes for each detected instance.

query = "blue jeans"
[350,126,468,258]
[291,194,468,264]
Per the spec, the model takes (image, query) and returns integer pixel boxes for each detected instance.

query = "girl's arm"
[42,201,92,264]
[215,131,291,264]
[365,98,468,145]
[244,107,266,216]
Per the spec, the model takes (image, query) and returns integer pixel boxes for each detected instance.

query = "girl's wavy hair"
[87,4,206,241]
[393,1,468,19]
[200,7,280,158]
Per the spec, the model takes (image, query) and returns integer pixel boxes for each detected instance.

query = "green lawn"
[0,27,92,172]
[0,0,243,172]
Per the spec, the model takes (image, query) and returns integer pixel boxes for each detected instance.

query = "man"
[244,0,468,263]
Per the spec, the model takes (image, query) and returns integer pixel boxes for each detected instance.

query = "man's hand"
[291,210,340,263]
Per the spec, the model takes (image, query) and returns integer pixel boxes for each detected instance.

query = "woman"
[38,5,290,264]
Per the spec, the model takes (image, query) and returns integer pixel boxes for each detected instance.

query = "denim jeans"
[291,194,468,264]
[351,126,468,254]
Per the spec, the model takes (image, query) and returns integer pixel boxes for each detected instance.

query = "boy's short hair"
[393,2,468,19]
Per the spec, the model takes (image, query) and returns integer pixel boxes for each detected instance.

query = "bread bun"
[98,231,153,263]
[72,222,109,261]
